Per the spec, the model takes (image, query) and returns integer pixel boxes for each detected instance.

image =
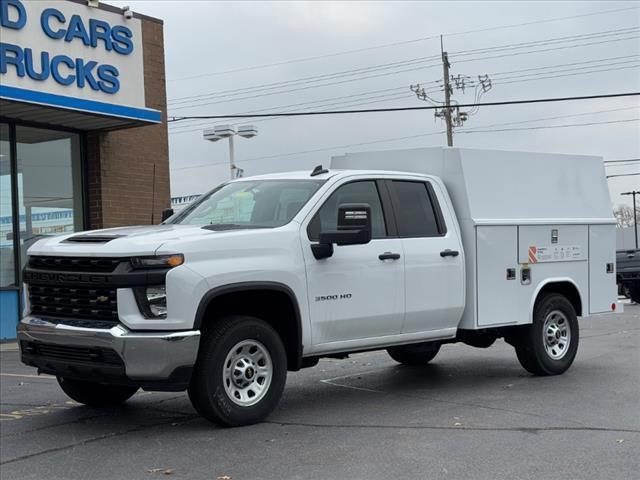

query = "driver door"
[302,179,405,348]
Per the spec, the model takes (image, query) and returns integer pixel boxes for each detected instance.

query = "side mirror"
[311,203,372,260]
[161,208,174,222]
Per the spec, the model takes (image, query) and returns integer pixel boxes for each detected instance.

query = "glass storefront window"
[15,126,84,271]
[0,123,14,287]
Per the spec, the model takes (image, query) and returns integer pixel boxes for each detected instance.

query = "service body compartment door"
[476,226,519,327]
[518,225,587,264]
[588,224,617,314]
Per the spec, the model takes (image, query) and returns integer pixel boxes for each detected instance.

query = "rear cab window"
[387,180,447,237]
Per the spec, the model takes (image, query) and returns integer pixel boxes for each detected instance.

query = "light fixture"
[237,125,258,138]
[203,124,258,179]
[87,0,100,7]
[213,125,236,138]
[203,129,221,142]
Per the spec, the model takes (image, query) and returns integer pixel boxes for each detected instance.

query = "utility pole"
[621,190,639,248]
[411,36,491,147]
[441,35,453,147]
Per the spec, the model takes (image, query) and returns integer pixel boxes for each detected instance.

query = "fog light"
[134,285,167,318]
[147,286,167,317]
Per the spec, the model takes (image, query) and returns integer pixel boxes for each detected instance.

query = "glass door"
[15,126,84,271]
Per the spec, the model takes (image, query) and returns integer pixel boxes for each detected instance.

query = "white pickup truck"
[18,147,618,427]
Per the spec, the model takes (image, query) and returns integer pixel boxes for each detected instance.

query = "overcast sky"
[111,1,639,209]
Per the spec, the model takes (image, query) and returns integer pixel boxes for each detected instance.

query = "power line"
[168,62,442,111]
[452,35,639,64]
[168,84,423,129]
[493,64,640,87]
[168,57,441,105]
[170,56,639,129]
[170,100,640,136]
[456,117,638,134]
[490,59,639,82]
[450,26,639,57]
[169,88,432,133]
[168,92,640,122]
[170,118,639,171]
[488,54,638,76]
[166,6,639,82]
[169,63,640,133]
[168,28,639,107]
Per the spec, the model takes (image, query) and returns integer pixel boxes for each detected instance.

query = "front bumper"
[17,316,200,391]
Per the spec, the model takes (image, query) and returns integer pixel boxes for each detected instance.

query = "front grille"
[29,256,123,273]
[28,284,118,323]
[21,341,123,366]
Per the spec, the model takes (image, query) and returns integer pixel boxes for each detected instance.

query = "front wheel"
[57,377,138,407]
[514,293,579,376]
[188,315,287,427]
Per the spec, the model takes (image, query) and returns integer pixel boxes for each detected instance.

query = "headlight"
[134,285,167,318]
[130,254,184,269]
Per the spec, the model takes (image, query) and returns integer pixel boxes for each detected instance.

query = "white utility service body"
[331,147,619,329]
[17,147,618,427]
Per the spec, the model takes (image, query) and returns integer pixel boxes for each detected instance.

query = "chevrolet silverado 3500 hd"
[18,147,619,427]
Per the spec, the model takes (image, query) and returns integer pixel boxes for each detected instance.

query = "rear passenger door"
[386,179,465,334]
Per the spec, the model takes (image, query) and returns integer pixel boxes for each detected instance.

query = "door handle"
[440,249,459,258]
[379,252,401,261]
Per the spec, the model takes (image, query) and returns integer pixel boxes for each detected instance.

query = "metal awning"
[0,85,162,131]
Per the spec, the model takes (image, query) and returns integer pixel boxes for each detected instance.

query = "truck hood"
[27,224,225,257]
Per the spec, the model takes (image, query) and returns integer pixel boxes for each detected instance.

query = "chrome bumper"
[17,316,200,382]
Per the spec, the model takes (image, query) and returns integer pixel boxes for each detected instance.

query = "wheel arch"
[194,282,303,371]
[529,277,584,322]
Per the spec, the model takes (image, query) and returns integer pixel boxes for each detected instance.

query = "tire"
[188,315,287,427]
[387,342,441,366]
[57,377,138,407]
[514,293,579,376]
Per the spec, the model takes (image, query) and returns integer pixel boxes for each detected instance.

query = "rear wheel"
[387,342,441,366]
[514,293,579,375]
[188,315,287,427]
[57,377,138,407]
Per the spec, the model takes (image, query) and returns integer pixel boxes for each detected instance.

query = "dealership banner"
[0,0,160,122]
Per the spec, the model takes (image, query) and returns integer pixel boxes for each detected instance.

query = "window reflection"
[0,124,14,287]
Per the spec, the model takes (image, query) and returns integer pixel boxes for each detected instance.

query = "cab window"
[307,180,387,240]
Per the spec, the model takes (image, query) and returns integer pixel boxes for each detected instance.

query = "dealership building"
[0,0,169,339]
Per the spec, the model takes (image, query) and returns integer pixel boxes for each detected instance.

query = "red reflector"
[612,303,616,311]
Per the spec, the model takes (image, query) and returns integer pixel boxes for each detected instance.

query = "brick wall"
[87,18,170,229]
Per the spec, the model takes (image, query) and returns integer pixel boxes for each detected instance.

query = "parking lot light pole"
[621,190,639,248]
[203,125,258,179]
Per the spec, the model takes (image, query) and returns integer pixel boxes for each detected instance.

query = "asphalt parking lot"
[1,304,638,480]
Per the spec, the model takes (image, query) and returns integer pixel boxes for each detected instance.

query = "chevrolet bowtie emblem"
[96,295,109,303]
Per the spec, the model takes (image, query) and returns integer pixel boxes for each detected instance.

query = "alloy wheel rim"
[542,310,571,360]
[223,340,273,407]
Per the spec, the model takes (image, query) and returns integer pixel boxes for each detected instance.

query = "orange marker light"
[167,255,184,267]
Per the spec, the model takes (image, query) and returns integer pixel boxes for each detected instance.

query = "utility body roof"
[330,146,614,226]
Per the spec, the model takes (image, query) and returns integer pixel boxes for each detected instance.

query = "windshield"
[169,179,325,228]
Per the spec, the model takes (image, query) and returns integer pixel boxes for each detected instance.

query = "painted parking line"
[0,373,55,380]
[320,368,385,393]
[0,401,79,421]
